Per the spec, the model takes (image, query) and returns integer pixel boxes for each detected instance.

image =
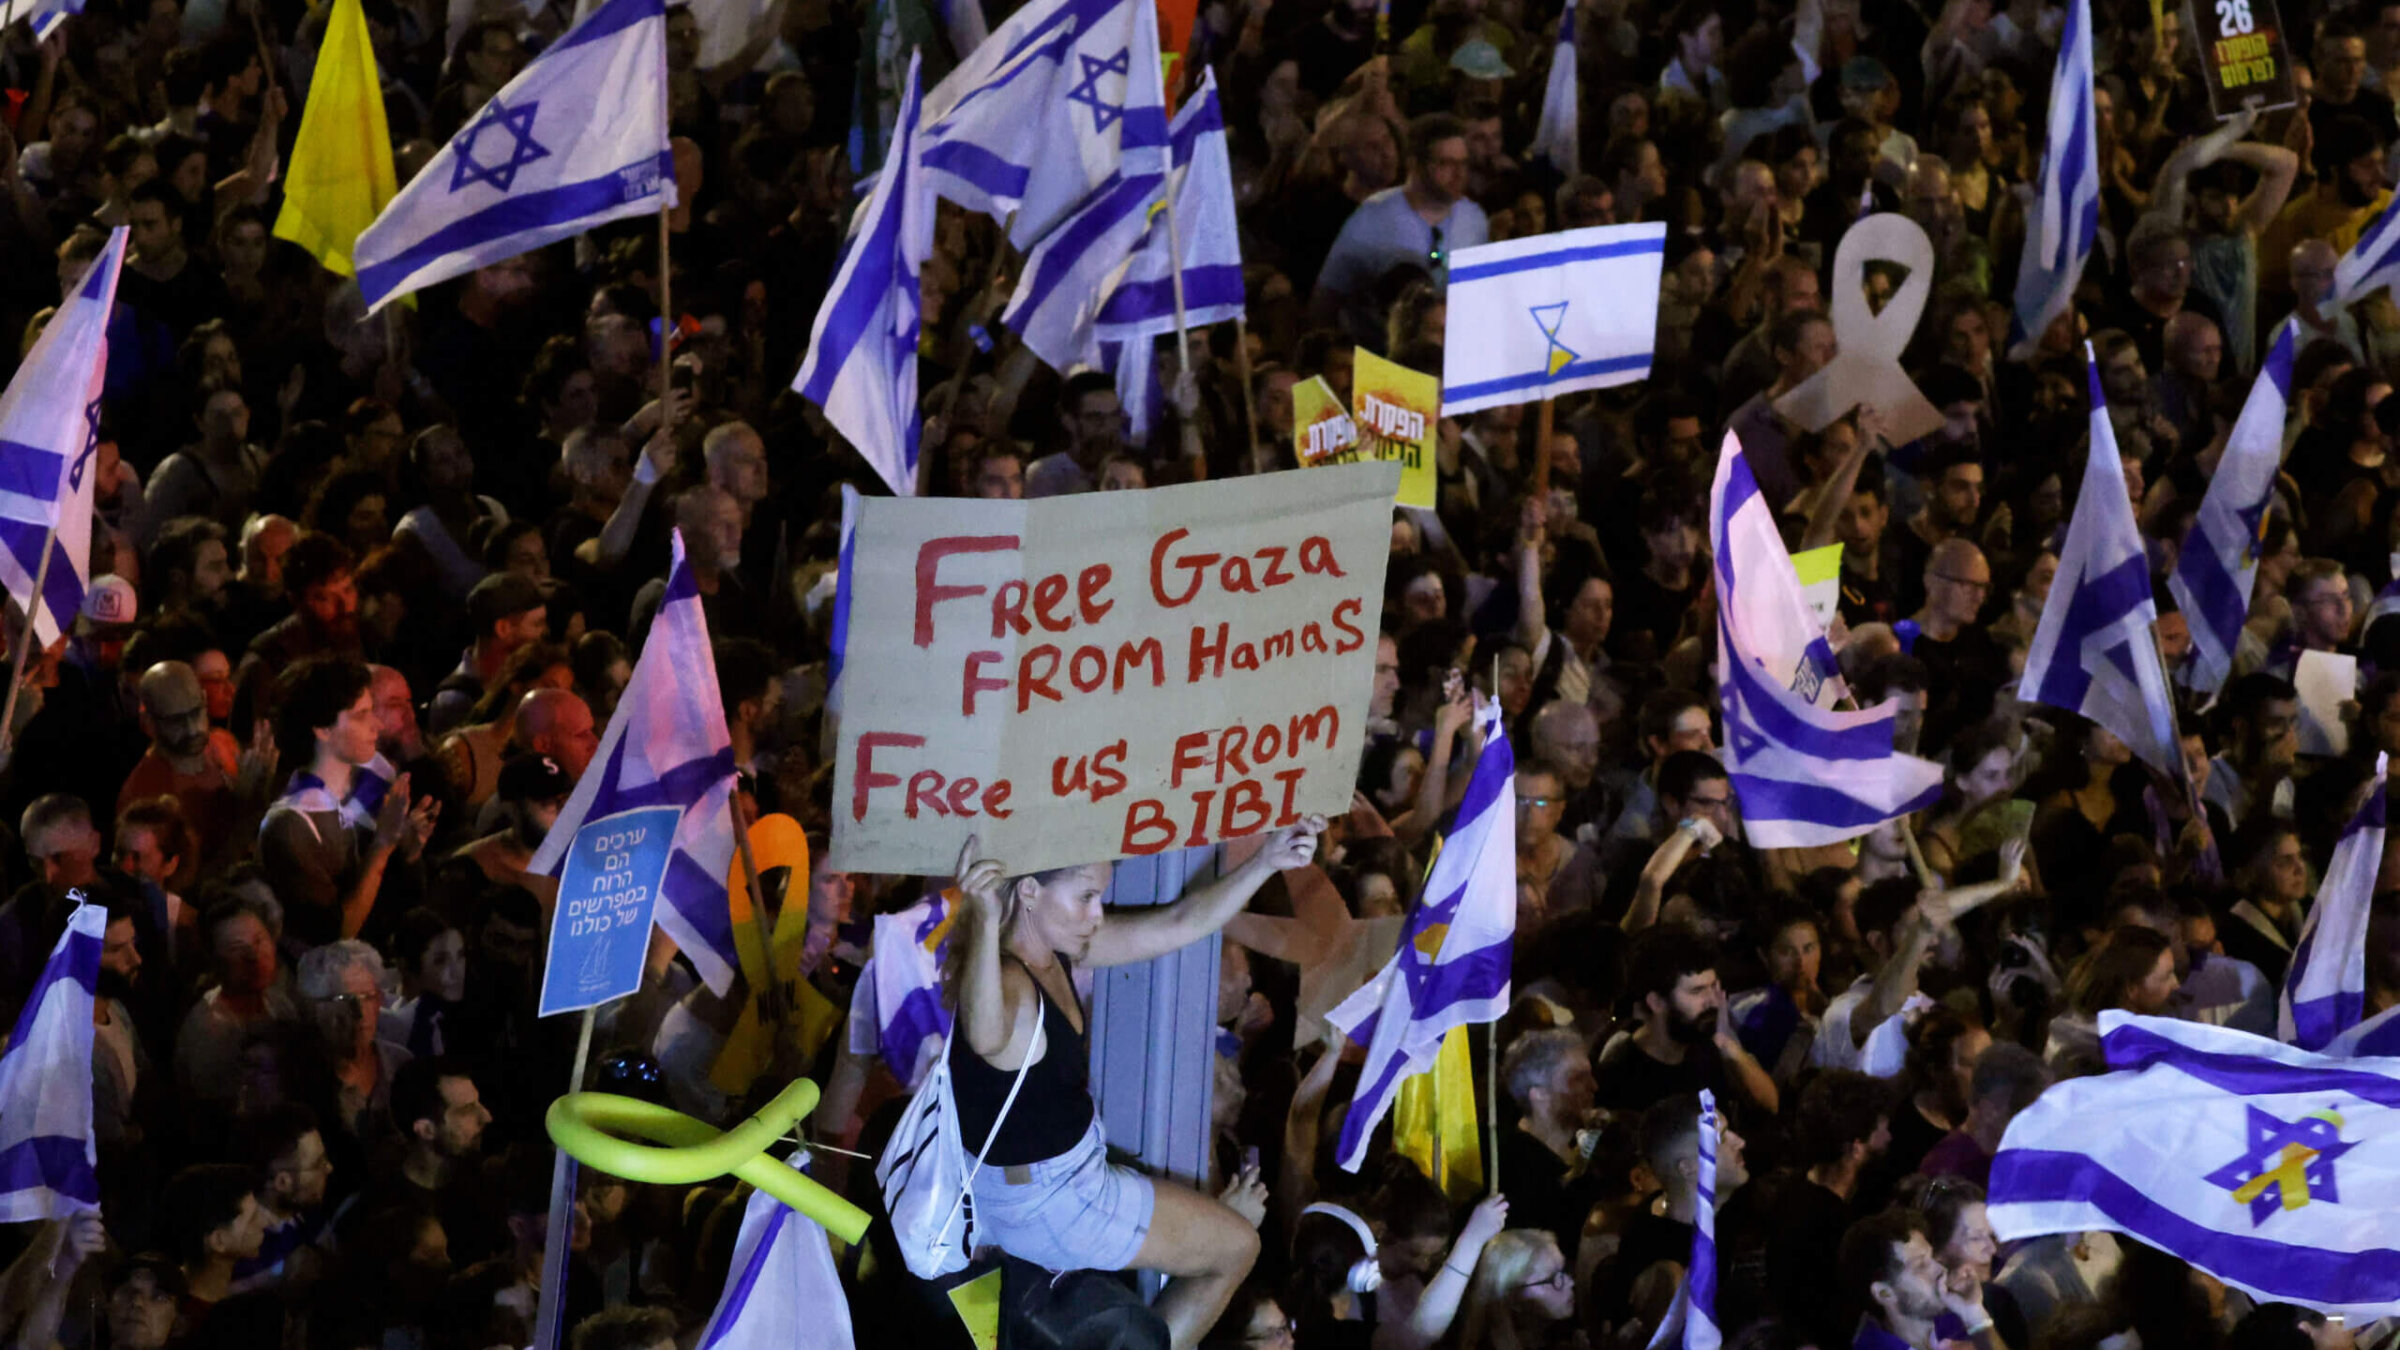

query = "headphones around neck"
[1301,1202,1384,1294]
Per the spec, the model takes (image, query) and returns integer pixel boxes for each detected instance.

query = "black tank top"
[950,956,1097,1166]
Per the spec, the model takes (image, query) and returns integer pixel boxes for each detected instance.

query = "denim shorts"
[971,1118,1156,1273]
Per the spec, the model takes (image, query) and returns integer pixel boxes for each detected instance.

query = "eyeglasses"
[1242,1318,1298,1345]
[1518,1269,1573,1292]
[1932,573,1992,593]
[1682,795,1731,810]
[1516,796,1559,809]
[1430,225,1447,269]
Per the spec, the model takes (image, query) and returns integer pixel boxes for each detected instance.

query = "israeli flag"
[1645,1090,1723,1350]
[0,902,103,1221]
[0,227,123,647]
[2337,185,2400,305]
[2020,355,2180,777]
[2328,1004,2400,1058]
[827,483,859,716]
[2007,0,2097,355]
[1526,3,1577,173]
[795,57,931,499]
[869,893,954,1090]
[919,0,1169,249]
[352,0,675,312]
[1712,432,1944,846]
[1440,224,1665,416]
[695,1153,855,1350]
[1991,1013,2400,1319]
[2282,756,2387,1052]
[1326,700,1514,1171]
[2171,325,2292,695]
[528,531,742,993]
[1010,71,1243,384]
[2366,577,2400,638]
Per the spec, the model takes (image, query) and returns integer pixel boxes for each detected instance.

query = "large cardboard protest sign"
[538,806,679,1017]
[831,464,1401,874]
[2188,0,2296,119]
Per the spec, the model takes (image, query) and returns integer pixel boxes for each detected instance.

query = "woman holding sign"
[947,820,1324,1350]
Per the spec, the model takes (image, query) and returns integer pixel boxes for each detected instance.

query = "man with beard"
[1027,371,1129,498]
[1594,923,1780,1117]
[2262,115,2392,304]
[1496,1028,1605,1258]
[1770,1070,1897,1347]
[120,661,241,847]
[368,666,425,765]
[93,898,148,1177]
[260,659,438,948]
[1900,538,2007,754]
[233,532,362,733]
[0,797,157,1027]
[1892,442,1986,621]
[232,1105,337,1293]
[1840,1209,2007,1350]
[376,1056,504,1267]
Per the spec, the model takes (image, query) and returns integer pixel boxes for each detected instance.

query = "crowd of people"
[3,0,2400,1345]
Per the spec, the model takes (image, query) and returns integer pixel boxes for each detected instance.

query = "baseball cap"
[1449,38,1514,80]
[497,753,573,803]
[467,572,547,633]
[82,575,137,629]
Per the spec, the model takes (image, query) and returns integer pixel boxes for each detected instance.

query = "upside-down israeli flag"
[352,0,675,311]
[1325,700,1514,1171]
[2020,355,2181,777]
[795,57,930,499]
[2171,325,2291,695]
[1712,432,1944,846]
[2007,0,2097,356]
[2282,756,2387,1052]
[1526,3,1577,173]
[919,0,1168,249]
[695,1153,855,1350]
[868,892,956,1090]
[1990,1013,2400,1319]
[529,531,742,993]
[0,228,123,647]
[1440,224,1665,416]
[1646,1091,1723,1350]
[0,902,103,1221]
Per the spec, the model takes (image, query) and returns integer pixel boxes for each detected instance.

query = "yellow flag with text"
[273,0,397,276]
[1351,349,1440,509]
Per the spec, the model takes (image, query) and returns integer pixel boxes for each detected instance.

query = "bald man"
[2290,238,2369,364]
[1903,539,2004,754]
[2158,311,2224,452]
[120,662,239,847]
[369,666,425,764]
[514,688,598,782]
[627,485,763,642]
[1529,700,1611,842]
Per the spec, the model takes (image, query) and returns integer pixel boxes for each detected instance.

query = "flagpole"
[1484,1022,1498,1195]
[532,1004,598,1350]
[1160,181,1194,385]
[1531,397,1554,500]
[1233,316,1260,467]
[0,530,56,758]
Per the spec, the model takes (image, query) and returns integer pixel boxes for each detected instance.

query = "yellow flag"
[273,0,396,276]
[1391,1023,1483,1202]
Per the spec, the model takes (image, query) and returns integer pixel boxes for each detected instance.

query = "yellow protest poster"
[1292,375,1357,466]
[1352,349,1440,509]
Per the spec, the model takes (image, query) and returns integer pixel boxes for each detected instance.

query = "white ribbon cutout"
[1772,212,1945,447]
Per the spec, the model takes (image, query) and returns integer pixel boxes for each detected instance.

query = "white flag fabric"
[2337,184,2400,305]
[1526,4,1577,173]
[1440,224,1665,416]
[868,893,954,1090]
[0,227,123,647]
[2281,756,2386,1051]
[527,531,742,992]
[1010,71,1244,386]
[353,0,675,311]
[0,903,103,1221]
[918,0,1168,249]
[1990,1013,2400,1319]
[2019,357,2180,777]
[2007,0,2097,355]
[794,56,931,498]
[1326,701,1514,1170]
[2170,325,2291,695]
[1712,432,1943,846]
[695,1153,855,1350]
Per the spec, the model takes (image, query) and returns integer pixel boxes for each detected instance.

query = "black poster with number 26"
[2188,0,2299,119]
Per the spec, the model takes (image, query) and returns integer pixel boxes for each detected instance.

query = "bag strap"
[939,987,1046,1234]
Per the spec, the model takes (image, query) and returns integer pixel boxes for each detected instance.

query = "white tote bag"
[876,992,1044,1279]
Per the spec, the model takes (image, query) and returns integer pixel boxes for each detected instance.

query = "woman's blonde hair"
[1455,1229,1558,1350]
[937,864,1105,1005]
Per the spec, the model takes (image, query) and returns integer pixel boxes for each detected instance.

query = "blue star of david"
[65,398,100,493]
[1065,50,1131,135]
[450,96,551,193]
[1529,301,1578,378]
[2202,1105,2355,1225]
